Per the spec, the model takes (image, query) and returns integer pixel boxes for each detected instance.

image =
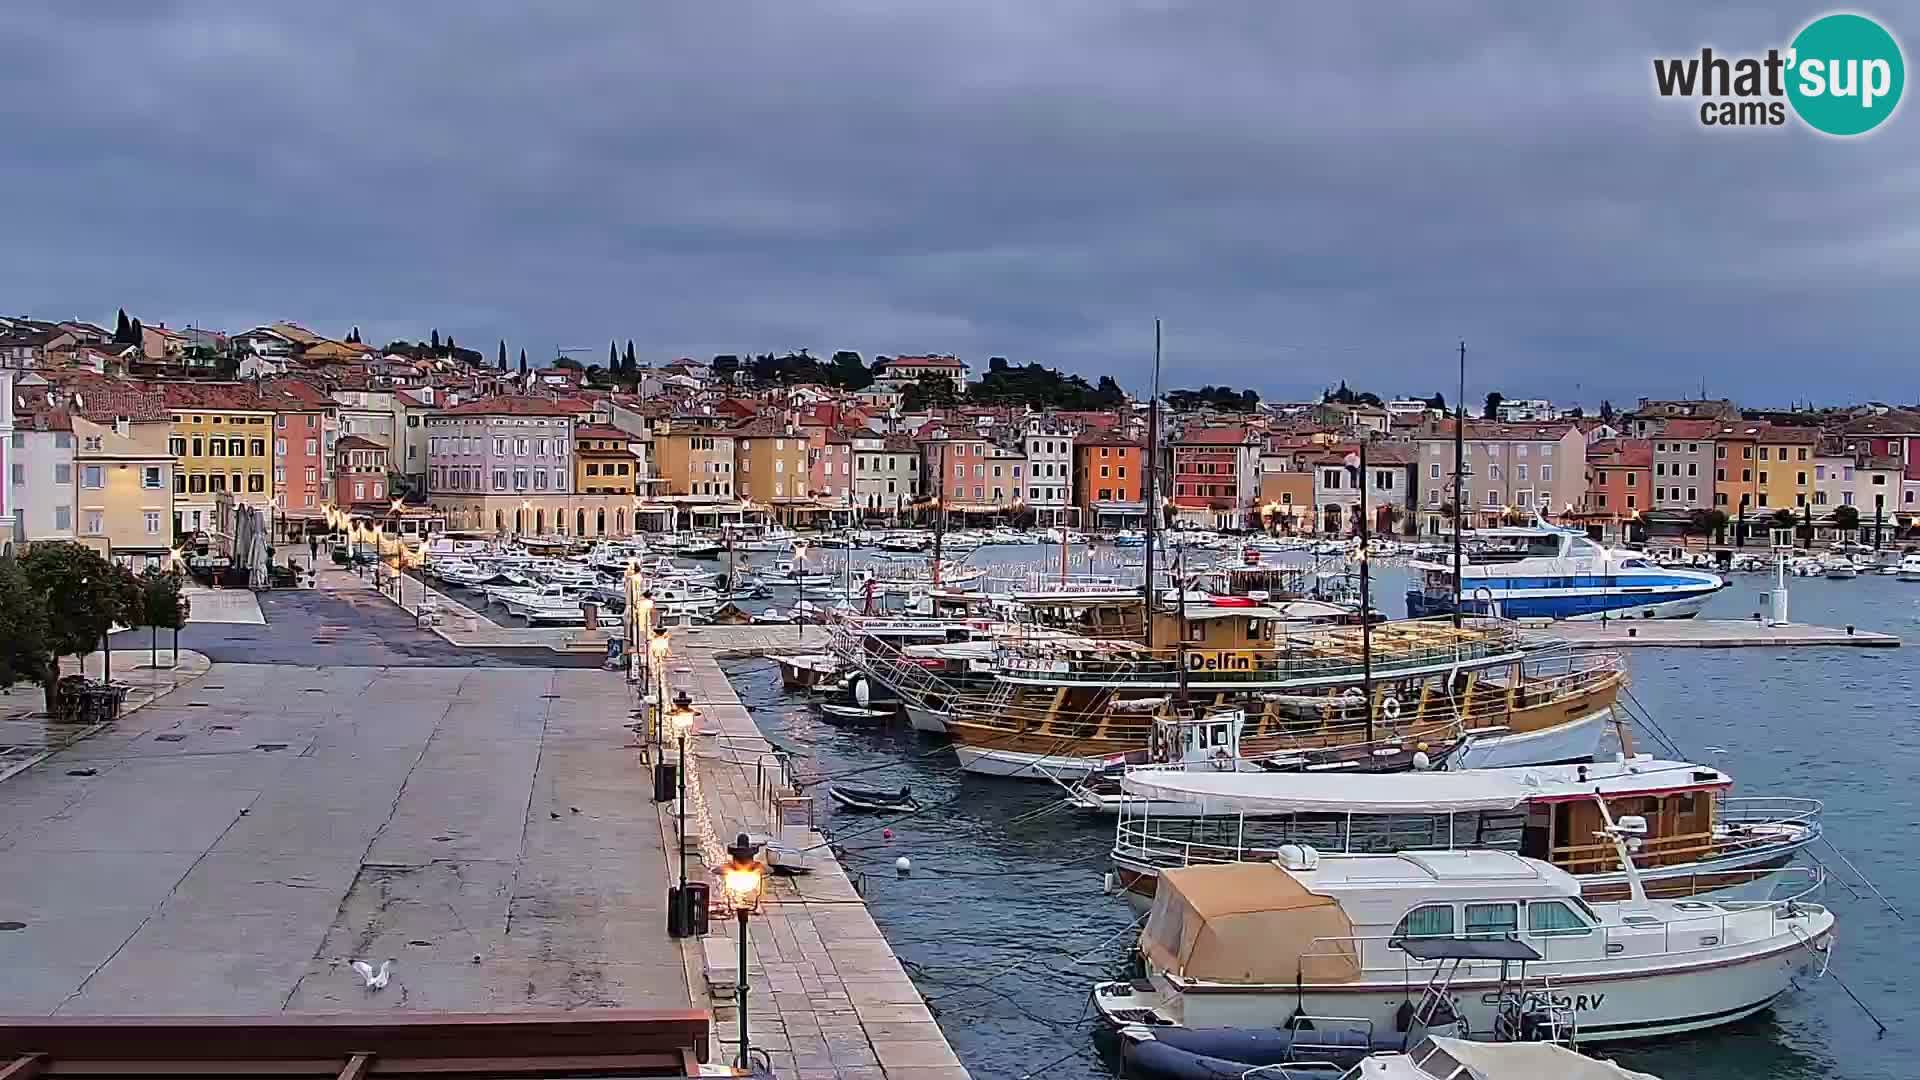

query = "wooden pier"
[1529,619,1900,650]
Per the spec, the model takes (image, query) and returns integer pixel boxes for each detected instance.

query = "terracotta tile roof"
[1657,418,1720,439]
[574,423,632,441]
[879,355,964,369]
[1077,429,1140,448]
[1175,425,1251,446]
[1841,410,1920,436]
[730,416,796,438]
[334,435,387,451]
[160,383,271,411]
[392,390,429,409]
[16,406,72,432]
[438,396,579,417]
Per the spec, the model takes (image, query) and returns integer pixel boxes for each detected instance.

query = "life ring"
[1381,695,1401,721]
[1210,748,1233,771]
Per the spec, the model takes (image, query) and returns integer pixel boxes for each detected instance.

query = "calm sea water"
[728,544,1918,1080]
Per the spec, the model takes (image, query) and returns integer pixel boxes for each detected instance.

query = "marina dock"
[1530,618,1900,649]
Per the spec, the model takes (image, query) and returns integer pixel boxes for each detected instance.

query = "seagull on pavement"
[351,959,393,990]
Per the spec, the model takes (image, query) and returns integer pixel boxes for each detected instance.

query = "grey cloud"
[1,1,1914,404]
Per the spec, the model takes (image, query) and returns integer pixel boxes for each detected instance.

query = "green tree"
[1483,391,1504,419]
[498,340,508,371]
[624,340,637,375]
[132,566,189,668]
[1770,508,1797,531]
[0,557,51,700]
[1426,392,1447,412]
[1834,504,1861,537]
[347,326,361,344]
[902,371,958,411]
[712,355,740,385]
[553,357,583,371]
[430,329,440,351]
[828,351,872,391]
[609,340,619,369]
[1599,400,1616,422]
[113,309,132,343]
[17,543,138,715]
[518,348,529,376]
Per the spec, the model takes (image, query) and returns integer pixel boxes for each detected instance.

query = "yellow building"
[653,425,737,498]
[164,386,275,535]
[1754,426,1819,510]
[575,423,639,495]
[733,418,813,522]
[72,406,176,567]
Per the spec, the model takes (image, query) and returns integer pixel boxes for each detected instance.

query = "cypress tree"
[610,340,618,368]
[624,340,636,375]
[430,329,440,351]
[519,348,528,375]
[114,309,131,343]
[498,340,508,370]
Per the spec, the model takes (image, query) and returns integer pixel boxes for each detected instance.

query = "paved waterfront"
[670,633,971,1080]
[1533,617,1900,649]
[0,651,684,1016]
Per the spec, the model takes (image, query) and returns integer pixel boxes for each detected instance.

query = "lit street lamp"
[723,833,765,1071]
[668,689,697,893]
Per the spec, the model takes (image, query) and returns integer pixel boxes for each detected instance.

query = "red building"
[333,435,390,508]
[1172,426,1253,530]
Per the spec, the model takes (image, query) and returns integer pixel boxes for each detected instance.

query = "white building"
[0,367,13,545]
[1495,398,1559,423]
[1020,415,1074,524]
[12,408,74,541]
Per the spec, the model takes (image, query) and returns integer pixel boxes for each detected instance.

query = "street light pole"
[669,689,695,892]
[723,834,764,1073]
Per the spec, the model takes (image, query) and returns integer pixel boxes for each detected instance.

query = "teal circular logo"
[1788,13,1905,135]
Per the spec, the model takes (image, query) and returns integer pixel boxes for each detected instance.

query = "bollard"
[1847,625,1856,636]
[1627,626,1637,638]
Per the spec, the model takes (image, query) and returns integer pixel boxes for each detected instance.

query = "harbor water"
[722,543,1920,1080]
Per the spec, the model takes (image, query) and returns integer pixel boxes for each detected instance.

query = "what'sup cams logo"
[1654,12,1904,135]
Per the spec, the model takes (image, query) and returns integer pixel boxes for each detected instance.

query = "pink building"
[334,435,390,507]
[261,378,336,534]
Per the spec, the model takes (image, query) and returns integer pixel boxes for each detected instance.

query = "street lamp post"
[723,833,765,1072]
[668,690,697,892]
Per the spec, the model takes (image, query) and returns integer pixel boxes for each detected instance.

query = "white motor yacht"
[1408,524,1723,620]
[1091,813,1833,1044]
[1821,555,1860,580]
[1898,553,1920,581]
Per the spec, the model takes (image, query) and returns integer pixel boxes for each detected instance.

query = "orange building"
[1074,431,1145,527]
[1584,438,1652,516]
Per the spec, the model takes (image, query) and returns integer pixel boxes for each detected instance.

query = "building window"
[143,466,162,489]
[146,511,163,534]
[81,465,103,489]
[54,506,71,531]
[229,438,244,456]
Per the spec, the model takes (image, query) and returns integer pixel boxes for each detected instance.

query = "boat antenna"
[1143,318,1161,648]
[1453,340,1466,628]
[1359,436,1373,752]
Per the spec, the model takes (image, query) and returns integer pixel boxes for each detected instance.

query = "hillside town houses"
[4,311,1920,564]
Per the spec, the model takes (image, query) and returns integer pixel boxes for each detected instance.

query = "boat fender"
[895,856,912,876]
[1381,695,1401,721]
[853,677,871,707]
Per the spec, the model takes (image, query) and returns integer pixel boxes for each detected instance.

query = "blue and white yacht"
[1406,524,1724,620]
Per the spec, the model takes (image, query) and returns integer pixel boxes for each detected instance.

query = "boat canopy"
[1141,863,1359,984]
[1119,758,1728,816]
[1396,1037,1666,1080]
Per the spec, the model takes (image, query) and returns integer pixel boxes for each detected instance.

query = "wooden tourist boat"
[943,612,1626,781]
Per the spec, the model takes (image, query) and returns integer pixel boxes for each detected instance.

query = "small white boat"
[1898,554,1920,581]
[771,560,835,588]
[1113,529,1148,547]
[1822,556,1859,580]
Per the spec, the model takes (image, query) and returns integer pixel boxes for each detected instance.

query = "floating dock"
[1530,619,1899,650]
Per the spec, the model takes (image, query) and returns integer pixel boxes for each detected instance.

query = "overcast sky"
[3,2,1914,406]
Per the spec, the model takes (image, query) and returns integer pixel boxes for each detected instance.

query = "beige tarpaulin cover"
[1353,1037,1667,1079]
[1140,862,1359,984]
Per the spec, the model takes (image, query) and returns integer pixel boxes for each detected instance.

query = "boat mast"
[1175,546,1191,714]
[932,437,945,588]
[1144,319,1161,648]
[1453,340,1466,628]
[1359,437,1373,750]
